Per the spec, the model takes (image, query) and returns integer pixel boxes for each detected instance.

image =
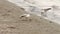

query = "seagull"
[20,14,30,18]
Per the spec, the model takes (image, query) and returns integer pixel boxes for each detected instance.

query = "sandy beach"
[0,0,60,34]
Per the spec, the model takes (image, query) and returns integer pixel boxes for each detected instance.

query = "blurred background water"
[7,0,60,24]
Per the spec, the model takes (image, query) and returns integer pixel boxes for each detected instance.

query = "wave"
[7,0,60,24]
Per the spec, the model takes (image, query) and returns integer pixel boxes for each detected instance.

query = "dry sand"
[0,0,60,34]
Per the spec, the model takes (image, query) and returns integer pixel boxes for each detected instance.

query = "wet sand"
[0,0,60,34]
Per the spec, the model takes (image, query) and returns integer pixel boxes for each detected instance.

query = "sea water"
[7,0,60,24]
